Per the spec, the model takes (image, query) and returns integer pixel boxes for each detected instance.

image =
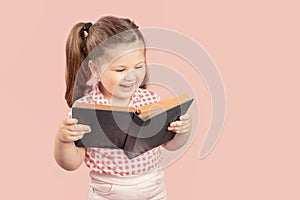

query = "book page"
[73,102,135,112]
[137,94,191,120]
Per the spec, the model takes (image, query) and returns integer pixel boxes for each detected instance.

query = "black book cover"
[72,96,193,159]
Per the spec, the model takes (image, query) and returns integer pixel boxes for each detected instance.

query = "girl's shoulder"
[74,86,108,105]
[75,95,94,104]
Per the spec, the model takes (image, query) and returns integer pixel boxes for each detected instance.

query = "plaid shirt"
[70,83,162,176]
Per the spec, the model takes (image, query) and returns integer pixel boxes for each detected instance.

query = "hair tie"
[82,22,93,33]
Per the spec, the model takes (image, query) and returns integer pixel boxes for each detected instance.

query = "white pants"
[88,170,167,200]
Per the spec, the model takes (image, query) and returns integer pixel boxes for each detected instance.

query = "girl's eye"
[115,69,125,72]
[135,65,144,69]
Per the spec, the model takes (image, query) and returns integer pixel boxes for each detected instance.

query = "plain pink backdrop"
[0,0,299,199]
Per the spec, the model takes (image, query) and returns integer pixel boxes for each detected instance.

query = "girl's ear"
[88,60,101,79]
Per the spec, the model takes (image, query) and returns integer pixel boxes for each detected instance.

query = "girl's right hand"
[56,118,91,143]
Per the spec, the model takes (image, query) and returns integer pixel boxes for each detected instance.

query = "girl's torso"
[72,83,162,176]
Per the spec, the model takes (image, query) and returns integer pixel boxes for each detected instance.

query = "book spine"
[121,132,129,150]
[121,112,139,150]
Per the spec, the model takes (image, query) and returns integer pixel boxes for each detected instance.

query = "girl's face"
[97,47,146,105]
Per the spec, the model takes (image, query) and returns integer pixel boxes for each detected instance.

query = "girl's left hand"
[167,112,192,135]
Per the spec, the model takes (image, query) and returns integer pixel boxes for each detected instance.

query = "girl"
[54,16,191,200]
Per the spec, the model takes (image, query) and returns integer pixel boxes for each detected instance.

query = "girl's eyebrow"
[134,60,146,66]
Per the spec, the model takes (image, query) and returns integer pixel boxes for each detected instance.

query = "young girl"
[54,16,191,200]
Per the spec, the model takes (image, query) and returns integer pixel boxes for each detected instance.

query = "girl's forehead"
[105,44,145,66]
[112,50,145,63]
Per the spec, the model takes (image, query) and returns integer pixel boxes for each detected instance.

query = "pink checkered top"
[70,83,163,176]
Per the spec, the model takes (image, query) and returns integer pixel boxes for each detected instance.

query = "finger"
[67,133,85,142]
[177,124,190,130]
[63,118,78,125]
[73,135,84,141]
[68,130,89,137]
[168,126,181,132]
[67,124,91,132]
[169,127,190,134]
[57,129,85,143]
[179,113,191,121]
[169,119,191,131]
[170,121,183,127]
[169,124,191,132]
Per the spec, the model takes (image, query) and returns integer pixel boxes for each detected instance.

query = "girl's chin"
[118,84,135,92]
[112,87,137,97]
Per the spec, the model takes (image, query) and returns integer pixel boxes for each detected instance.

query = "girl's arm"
[54,118,90,171]
[163,112,192,151]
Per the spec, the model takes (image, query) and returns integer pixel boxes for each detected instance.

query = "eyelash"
[136,65,144,69]
[115,66,144,72]
[115,69,125,72]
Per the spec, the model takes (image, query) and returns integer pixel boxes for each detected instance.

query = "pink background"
[1,0,299,199]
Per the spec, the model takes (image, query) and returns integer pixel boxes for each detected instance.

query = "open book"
[72,94,194,159]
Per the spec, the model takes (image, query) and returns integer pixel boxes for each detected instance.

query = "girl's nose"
[124,70,136,81]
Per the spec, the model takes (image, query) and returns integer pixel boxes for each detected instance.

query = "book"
[72,94,194,159]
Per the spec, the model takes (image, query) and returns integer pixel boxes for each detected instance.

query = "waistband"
[89,170,164,185]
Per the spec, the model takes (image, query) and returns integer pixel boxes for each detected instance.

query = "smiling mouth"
[119,83,135,88]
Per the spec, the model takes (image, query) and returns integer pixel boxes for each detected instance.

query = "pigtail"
[65,22,91,107]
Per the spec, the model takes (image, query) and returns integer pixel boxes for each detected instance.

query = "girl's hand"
[56,118,91,143]
[167,112,192,135]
